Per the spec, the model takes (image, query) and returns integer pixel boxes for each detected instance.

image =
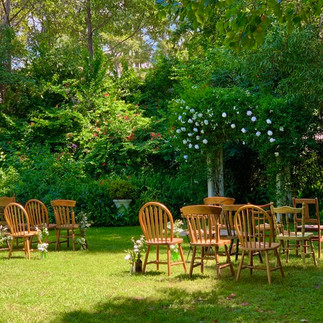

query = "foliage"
[157,0,323,50]
[105,178,137,200]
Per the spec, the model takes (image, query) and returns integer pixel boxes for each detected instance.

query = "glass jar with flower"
[36,225,49,259]
[124,235,146,274]
[167,219,185,261]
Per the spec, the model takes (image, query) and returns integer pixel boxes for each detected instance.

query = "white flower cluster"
[124,235,146,264]
[37,243,49,252]
[174,98,285,158]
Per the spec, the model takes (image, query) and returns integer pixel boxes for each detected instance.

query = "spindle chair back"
[234,205,284,284]
[181,205,234,278]
[139,201,187,276]
[4,202,40,259]
[271,204,316,265]
[292,197,322,258]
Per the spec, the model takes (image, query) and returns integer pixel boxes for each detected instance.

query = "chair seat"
[297,224,323,231]
[276,232,313,240]
[12,231,39,237]
[255,223,271,231]
[220,229,238,238]
[146,237,183,245]
[240,241,280,251]
[31,223,57,231]
[56,224,79,230]
[190,238,232,246]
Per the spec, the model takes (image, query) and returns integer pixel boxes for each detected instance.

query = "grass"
[0,226,322,323]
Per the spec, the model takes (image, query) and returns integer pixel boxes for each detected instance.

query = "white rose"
[194,144,199,149]
[196,136,200,140]
[274,152,279,157]
[190,108,195,113]
[204,120,209,125]
[193,128,198,132]
[279,126,284,132]
[247,110,252,116]
[267,130,273,136]
[183,139,187,144]
[188,119,193,123]
[266,119,272,124]
[181,127,186,131]
[198,113,203,117]
[189,144,192,148]
[201,130,204,134]
[202,139,208,144]
[125,254,131,260]
[251,116,257,122]
[222,112,227,118]
[256,131,261,136]
[231,124,236,129]
[241,128,247,133]
[270,138,276,143]
[183,155,188,160]
[178,115,182,120]
[176,129,181,133]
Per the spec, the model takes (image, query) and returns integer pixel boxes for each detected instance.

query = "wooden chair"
[0,196,16,226]
[25,199,56,243]
[271,204,317,265]
[222,204,245,261]
[292,197,322,258]
[234,205,284,284]
[4,202,41,259]
[204,196,236,229]
[139,202,187,276]
[51,200,83,251]
[181,205,234,278]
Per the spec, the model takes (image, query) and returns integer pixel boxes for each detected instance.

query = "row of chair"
[0,197,84,258]
[139,198,321,284]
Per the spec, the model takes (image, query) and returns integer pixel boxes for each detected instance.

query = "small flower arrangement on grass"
[77,211,92,250]
[124,235,146,273]
[36,225,49,259]
[0,225,12,247]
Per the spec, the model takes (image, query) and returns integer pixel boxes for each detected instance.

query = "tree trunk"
[86,0,94,58]
[276,160,292,206]
[207,146,224,197]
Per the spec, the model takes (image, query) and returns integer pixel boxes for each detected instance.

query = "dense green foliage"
[0,1,322,226]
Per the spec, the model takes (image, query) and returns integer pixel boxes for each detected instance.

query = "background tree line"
[0,0,322,225]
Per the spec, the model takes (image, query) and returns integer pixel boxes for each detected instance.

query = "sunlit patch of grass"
[0,227,322,323]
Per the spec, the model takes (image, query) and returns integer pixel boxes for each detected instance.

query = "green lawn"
[0,227,322,323]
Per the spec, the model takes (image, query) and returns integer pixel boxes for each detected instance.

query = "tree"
[157,0,323,50]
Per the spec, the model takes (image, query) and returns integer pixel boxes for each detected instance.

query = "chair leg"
[201,247,205,274]
[214,246,221,278]
[8,237,14,259]
[67,229,70,248]
[167,245,171,276]
[265,251,271,284]
[178,244,187,273]
[309,239,317,266]
[143,245,150,273]
[156,245,159,270]
[189,246,196,277]
[25,238,31,260]
[236,249,245,281]
[249,251,253,275]
[286,241,290,263]
[224,244,234,276]
[235,239,239,261]
[72,230,75,251]
[55,229,60,251]
[274,248,284,278]
[318,235,322,259]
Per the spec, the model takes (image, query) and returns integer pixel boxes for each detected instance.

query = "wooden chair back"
[222,204,245,237]
[292,198,319,224]
[0,196,16,223]
[139,202,174,242]
[271,204,305,237]
[51,200,76,226]
[25,199,49,228]
[181,205,222,244]
[234,205,274,249]
[4,202,31,234]
[204,196,236,206]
